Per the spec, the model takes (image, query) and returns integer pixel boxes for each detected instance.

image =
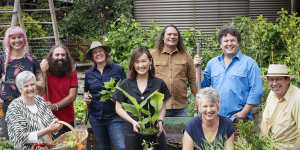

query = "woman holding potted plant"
[182,87,234,150]
[113,47,171,150]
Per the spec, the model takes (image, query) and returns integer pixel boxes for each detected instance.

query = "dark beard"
[48,57,71,77]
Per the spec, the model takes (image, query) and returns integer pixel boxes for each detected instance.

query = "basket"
[32,120,88,150]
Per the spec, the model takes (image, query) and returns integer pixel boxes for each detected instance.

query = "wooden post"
[48,0,60,45]
[196,43,202,90]
[11,0,20,26]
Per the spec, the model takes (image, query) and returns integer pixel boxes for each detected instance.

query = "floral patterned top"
[0,53,41,112]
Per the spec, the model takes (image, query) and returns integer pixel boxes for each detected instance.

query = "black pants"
[124,122,167,150]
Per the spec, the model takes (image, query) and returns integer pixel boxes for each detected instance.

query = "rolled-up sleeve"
[246,63,263,105]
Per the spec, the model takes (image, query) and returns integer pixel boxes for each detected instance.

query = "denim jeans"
[165,106,188,117]
[89,115,126,150]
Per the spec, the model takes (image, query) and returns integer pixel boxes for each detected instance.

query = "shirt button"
[141,96,144,100]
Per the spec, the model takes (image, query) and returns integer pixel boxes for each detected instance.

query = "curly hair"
[217,26,241,44]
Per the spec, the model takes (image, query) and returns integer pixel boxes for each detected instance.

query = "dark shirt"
[84,64,126,119]
[0,54,40,112]
[184,115,235,149]
[112,77,171,120]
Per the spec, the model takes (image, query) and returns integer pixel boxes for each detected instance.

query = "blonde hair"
[196,87,220,112]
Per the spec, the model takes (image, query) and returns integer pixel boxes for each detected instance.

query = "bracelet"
[53,104,59,111]
[158,119,163,123]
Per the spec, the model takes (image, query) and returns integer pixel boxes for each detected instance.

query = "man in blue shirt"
[194,26,263,121]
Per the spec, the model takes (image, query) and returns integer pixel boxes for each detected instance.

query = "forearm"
[55,88,77,109]
[159,102,166,120]
[115,101,136,124]
[240,104,255,116]
[36,127,52,139]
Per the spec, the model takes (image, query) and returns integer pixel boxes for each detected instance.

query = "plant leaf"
[116,86,139,107]
[121,103,139,116]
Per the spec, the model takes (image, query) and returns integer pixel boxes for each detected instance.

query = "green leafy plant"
[234,120,277,150]
[99,78,121,102]
[116,86,164,134]
[142,139,157,150]
[74,98,87,124]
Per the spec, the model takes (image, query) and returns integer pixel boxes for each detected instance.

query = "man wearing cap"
[83,41,126,150]
[261,64,300,150]
[39,44,78,137]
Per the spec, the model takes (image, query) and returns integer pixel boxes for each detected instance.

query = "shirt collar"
[279,84,293,103]
[92,63,111,72]
[218,49,242,61]
[162,48,178,54]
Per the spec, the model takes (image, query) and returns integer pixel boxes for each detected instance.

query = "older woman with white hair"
[5,71,62,150]
[182,87,234,150]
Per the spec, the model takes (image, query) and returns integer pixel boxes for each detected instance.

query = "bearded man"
[39,44,78,137]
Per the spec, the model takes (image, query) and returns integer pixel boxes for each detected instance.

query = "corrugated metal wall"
[249,0,290,22]
[134,0,289,34]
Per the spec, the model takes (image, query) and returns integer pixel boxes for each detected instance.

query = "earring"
[149,65,152,70]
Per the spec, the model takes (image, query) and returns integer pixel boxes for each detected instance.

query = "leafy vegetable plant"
[116,86,164,134]
[99,78,121,102]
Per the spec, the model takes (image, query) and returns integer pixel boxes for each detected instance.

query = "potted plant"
[116,86,164,148]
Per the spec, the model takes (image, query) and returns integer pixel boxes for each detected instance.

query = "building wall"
[134,0,290,34]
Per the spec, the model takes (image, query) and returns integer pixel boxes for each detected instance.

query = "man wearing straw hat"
[261,64,300,150]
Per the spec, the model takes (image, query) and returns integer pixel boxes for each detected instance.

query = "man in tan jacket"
[151,24,197,117]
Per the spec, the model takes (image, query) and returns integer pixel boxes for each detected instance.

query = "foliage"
[234,120,277,150]
[142,140,157,150]
[99,78,121,102]
[0,139,14,150]
[231,9,300,87]
[74,98,87,124]
[116,86,164,134]
[0,6,47,39]
[59,0,133,42]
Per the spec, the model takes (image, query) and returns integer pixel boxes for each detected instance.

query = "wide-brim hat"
[86,41,111,59]
[262,64,294,78]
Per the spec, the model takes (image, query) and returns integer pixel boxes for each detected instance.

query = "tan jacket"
[150,49,197,109]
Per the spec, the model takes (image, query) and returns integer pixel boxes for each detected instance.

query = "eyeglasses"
[267,77,285,82]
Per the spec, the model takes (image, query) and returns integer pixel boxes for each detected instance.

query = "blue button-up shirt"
[202,50,263,121]
[84,64,126,119]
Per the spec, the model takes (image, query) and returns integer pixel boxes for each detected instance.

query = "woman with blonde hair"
[0,26,41,139]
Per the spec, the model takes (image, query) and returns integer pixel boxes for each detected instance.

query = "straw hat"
[262,64,294,78]
[86,41,111,59]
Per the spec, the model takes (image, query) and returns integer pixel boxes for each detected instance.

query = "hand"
[131,120,140,133]
[232,111,247,119]
[46,101,55,111]
[83,92,92,104]
[157,121,164,137]
[48,120,62,133]
[194,55,203,67]
[0,98,4,108]
[40,59,49,73]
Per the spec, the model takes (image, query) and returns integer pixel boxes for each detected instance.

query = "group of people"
[0,26,78,149]
[0,24,298,150]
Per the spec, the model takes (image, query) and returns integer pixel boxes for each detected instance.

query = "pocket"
[174,61,186,78]
[211,70,223,85]
[154,61,168,76]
